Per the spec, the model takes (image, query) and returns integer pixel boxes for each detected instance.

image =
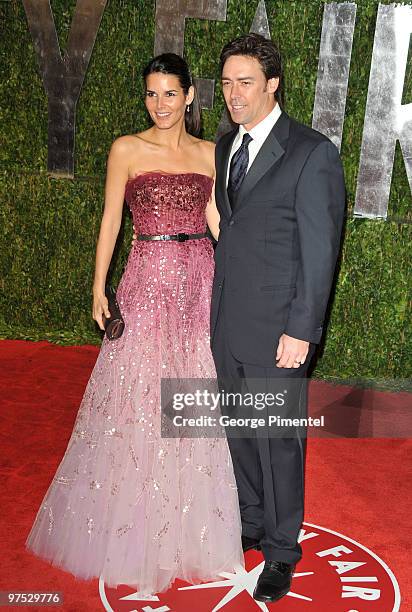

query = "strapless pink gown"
[25,172,243,594]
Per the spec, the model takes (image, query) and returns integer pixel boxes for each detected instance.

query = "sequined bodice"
[124,172,213,235]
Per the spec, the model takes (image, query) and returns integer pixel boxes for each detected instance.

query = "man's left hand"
[276,334,309,368]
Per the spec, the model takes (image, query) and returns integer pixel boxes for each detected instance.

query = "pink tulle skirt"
[25,239,243,594]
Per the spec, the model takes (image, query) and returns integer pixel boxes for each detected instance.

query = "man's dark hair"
[220,33,283,105]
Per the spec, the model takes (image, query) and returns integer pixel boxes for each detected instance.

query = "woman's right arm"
[93,137,130,330]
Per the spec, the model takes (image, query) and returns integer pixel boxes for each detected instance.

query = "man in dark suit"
[210,34,346,603]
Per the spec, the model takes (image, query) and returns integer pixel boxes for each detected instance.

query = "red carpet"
[0,339,409,611]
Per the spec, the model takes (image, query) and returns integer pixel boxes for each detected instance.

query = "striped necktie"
[227,132,253,211]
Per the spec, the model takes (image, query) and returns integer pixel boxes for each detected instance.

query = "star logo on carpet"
[178,563,313,611]
[99,523,401,611]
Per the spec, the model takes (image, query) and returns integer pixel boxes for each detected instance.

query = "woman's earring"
[186,105,190,113]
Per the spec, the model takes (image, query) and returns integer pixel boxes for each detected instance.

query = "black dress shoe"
[253,560,294,603]
[242,535,261,552]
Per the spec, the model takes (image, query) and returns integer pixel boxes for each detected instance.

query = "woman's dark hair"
[220,33,283,106]
[142,53,201,137]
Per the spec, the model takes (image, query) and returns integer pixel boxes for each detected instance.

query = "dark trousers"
[211,292,314,564]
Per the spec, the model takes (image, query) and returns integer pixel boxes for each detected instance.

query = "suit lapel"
[235,111,290,212]
[217,129,237,218]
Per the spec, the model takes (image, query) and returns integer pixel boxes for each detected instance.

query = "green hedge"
[0,0,411,381]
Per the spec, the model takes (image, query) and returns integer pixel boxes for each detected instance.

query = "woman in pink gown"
[25,53,243,595]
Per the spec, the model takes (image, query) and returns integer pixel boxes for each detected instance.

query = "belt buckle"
[177,233,189,242]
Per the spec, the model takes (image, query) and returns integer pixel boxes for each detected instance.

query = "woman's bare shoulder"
[110,130,155,153]
[201,138,216,150]
[109,134,135,156]
[193,136,215,149]
[196,138,215,161]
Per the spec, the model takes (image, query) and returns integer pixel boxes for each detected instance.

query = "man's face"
[221,55,279,130]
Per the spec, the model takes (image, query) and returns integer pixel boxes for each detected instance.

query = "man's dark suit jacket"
[210,110,346,367]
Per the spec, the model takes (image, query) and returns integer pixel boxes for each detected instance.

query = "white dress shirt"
[226,102,283,186]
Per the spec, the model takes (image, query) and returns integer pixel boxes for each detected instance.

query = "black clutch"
[102,285,125,340]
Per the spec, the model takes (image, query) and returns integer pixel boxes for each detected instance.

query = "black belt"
[137,232,207,242]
